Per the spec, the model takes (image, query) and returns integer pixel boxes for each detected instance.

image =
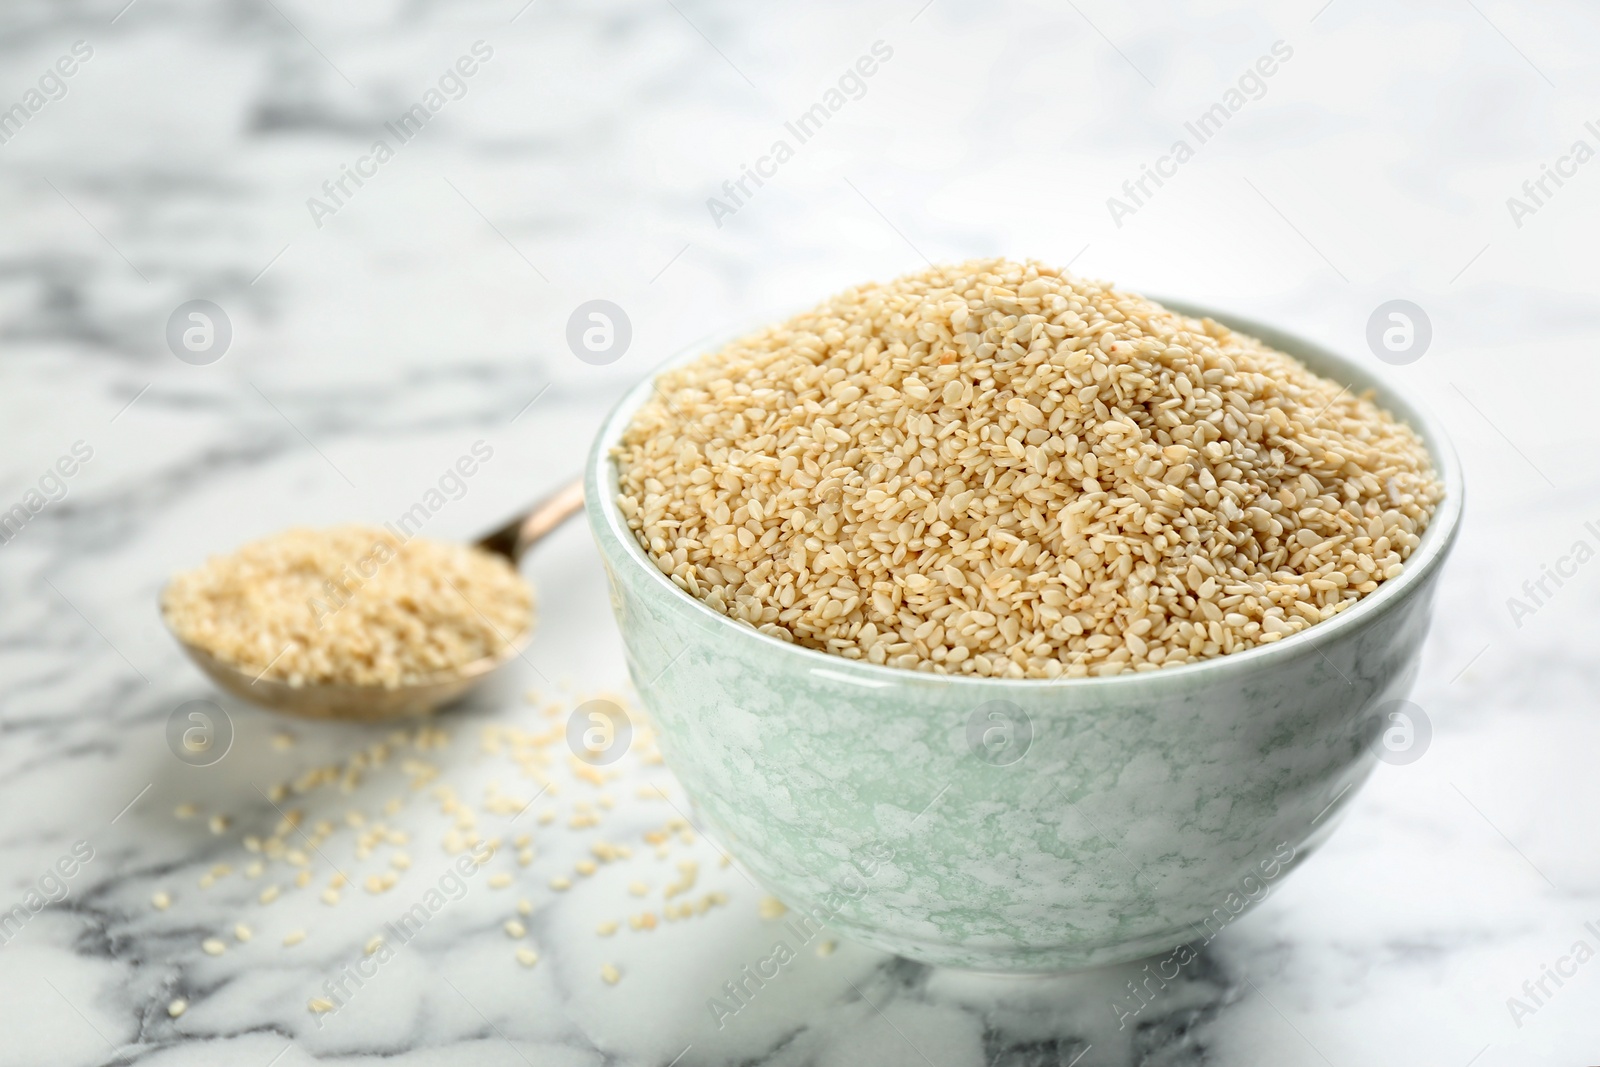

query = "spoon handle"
[474,477,586,564]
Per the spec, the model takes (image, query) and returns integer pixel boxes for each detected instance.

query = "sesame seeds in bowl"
[610,258,1445,680]
[584,265,1463,970]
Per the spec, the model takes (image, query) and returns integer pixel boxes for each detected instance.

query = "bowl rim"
[585,295,1464,691]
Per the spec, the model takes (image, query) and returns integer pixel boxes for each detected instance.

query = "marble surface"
[1,0,1598,1064]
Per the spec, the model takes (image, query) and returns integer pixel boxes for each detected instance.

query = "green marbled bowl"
[584,300,1463,972]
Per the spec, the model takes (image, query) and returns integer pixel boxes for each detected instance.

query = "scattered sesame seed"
[309,997,335,1014]
[596,921,618,937]
[817,940,837,956]
[759,896,787,920]
[516,947,539,968]
[208,815,230,835]
[549,877,570,891]
[628,881,648,897]
[272,732,296,751]
[259,885,280,905]
[391,852,411,870]
[174,803,198,819]
[320,888,340,905]
[234,923,252,942]
[575,859,597,877]
[505,920,526,939]
[167,998,187,1018]
[201,938,226,956]
[283,930,306,947]
[489,873,512,889]
[151,891,171,911]
[516,898,533,916]
[600,964,621,985]
[365,936,385,956]
[294,870,312,889]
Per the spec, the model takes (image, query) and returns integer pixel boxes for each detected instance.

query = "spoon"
[166,478,586,721]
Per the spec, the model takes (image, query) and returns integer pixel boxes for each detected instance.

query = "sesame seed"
[516,947,539,967]
[272,732,296,751]
[505,920,526,938]
[489,873,512,889]
[283,930,306,947]
[615,259,1441,678]
[365,936,385,955]
[309,997,334,1014]
[759,896,787,920]
[234,924,252,942]
[549,877,571,891]
[201,938,226,956]
[320,888,340,905]
[574,860,597,877]
[174,803,197,819]
[259,885,280,905]
[517,898,533,916]
[600,964,621,985]
[817,940,837,956]
[208,815,229,835]
[151,891,171,910]
[596,921,618,937]
[167,998,187,1018]
[162,529,535,688]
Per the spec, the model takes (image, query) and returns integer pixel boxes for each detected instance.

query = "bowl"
[583,299,1463,971]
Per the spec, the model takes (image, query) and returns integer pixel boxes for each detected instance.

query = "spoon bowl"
[169,633,529,720]
[162,479,583,720]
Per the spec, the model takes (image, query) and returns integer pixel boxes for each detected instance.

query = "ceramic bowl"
[584,300,1463,971]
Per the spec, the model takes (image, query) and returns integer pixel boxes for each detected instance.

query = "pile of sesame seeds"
[615,258,1443,677]
[162,526,534,688]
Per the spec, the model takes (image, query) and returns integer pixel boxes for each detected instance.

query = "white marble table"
[1,0,1597,1063]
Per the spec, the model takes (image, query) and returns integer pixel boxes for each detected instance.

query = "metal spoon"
[165,478,586,721]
